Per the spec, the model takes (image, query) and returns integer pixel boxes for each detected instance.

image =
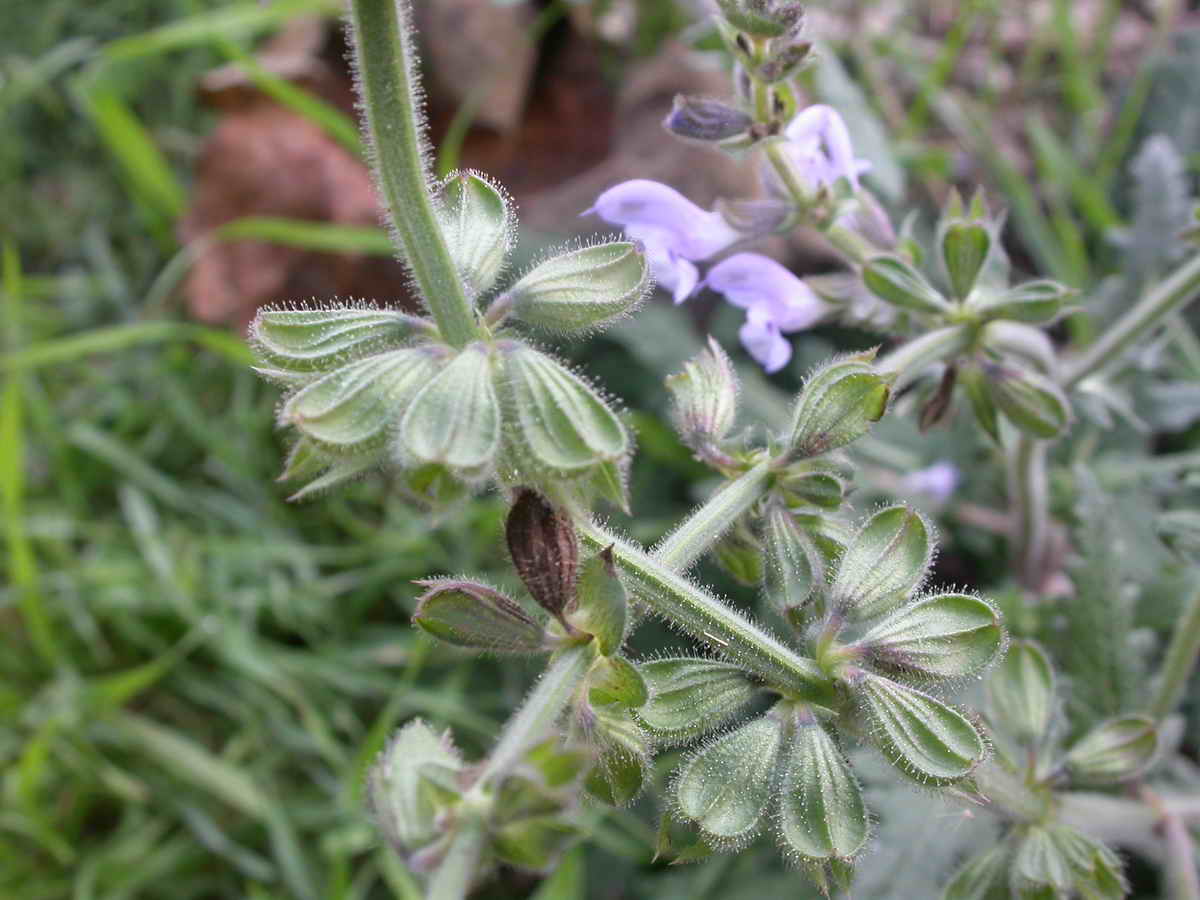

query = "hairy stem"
[1012,435,1050,591]
[476,642,594,785]
[427,817,486,900]
[579,519,833,701]
[1062,251,1200,388]
[347,0,479,347]
[653,461,773,572]
[875,324,972,391]
[1149,585,1200,722]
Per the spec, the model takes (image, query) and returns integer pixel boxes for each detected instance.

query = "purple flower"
[704,252,832,373]
[901,461,960,503]
[586,180,739,303]
[783,104,871,191]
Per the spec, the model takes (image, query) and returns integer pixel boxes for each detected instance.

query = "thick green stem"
[427,818,486,900]
[476,642,594,785]
[579,519,832,701]
[1012,435,1049,590]
[653,461,773,572]
[347,0,479,347]
[1149,585,1200,722]
[1062,251,1200,389]
[876,324,972,391]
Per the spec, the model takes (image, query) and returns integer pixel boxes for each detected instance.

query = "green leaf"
[862,256,951,315]
[832,505,932,621]
[856,593,1004,682]
[674,715,782,844]
[570,547,628,656]
[412,579,547,654]
[400,343,500,474]
[637,658,759,746]
[941,222,991,300]
[977,279,1074,324]
[434,170,514,297]
[854,673,985,784]
[588,656,648,709]
[508,242,651,336]
[778,711,868,861]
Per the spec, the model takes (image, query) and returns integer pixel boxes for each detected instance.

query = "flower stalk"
[347,0,480,347]
[1149,585,1200,723]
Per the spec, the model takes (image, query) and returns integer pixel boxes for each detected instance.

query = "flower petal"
[588,179,739,260]
[705,252,829,331]
[630,227,701,303]
[739,307,792,373]
[783,105,870,190]
[901,461,959,503]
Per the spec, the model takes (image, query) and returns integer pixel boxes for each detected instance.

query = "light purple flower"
[586,180,739,303]
[705,252,832,373]
[901,461,960,503]
[783,104,871,191]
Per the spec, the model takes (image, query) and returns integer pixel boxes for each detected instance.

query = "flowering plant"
[244,1,1200,897]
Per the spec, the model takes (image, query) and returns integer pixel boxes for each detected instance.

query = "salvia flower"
[586,179,739,302]
[783,104,871,192]
[705,251,833,373]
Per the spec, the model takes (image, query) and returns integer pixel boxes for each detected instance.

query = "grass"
[3,0,1199,897]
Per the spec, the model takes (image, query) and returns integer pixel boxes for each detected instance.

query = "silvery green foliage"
[249,169,650,507]
[942,642,1157,899]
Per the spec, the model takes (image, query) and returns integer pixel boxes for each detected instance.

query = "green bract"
[434,170,514,297]
[831,505,933,621]
[862,255,952,315]
[507,241,651,336]
[251,305,426,373]
[412,579,548,654]
[789,351,892,458]
[637,658,759,745]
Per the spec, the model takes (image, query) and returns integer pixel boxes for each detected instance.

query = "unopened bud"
[508,241,651,336]
[757,41,813,83]
[505,488,579,622]
[1064,715,1157,784]
[664,94,753,143]
[666,336,740,456]
[412,579,548,654]
[433,170,515,297]
[251,305,426,374]
[862,255,952,315]
[716,0,802,37]
[987,640,1055,745]
[675,715,783,844]
[778,709,868,861]
[789,350,892,458]
[368,719,463,857]
[636,657,758,746]
[940,221,991,301]
[399,342,501,476]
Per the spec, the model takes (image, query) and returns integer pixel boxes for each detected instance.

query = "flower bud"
[789,351,892,458]
[666,336,741,455]
[855,592,1003,682]
[636,658,758,746]
[434,170,514,297]
[832,505,932,622]
[505,488,578,623]
[507,241,651,336]
[982,358,1071,439]
[368,719,463,857]
[569,547,627,656]
[663,94,753,143]
[588,656,648,709]
[977,279,1074,324]
[981,320,1058,374]
[853,672,985,784]
[1063,715,1157,784]
[251,305,425,374]
[715,198,794,236]
[1013,825,1125,898]
[582,705,650,806]
[778,709,868,861]
[763,505,824,626]
[674,715,783,845]
[986,639,1055,746]
[715,0,802,37]
[498,342,631,481]
[756,41,814,83]
[412,579,548,654]
[399,342,500,476]
[281,346,447,454]
[861,255,952,315]
[940,221,991,301]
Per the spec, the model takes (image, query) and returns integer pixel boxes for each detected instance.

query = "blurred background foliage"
[3,0,1200,897]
